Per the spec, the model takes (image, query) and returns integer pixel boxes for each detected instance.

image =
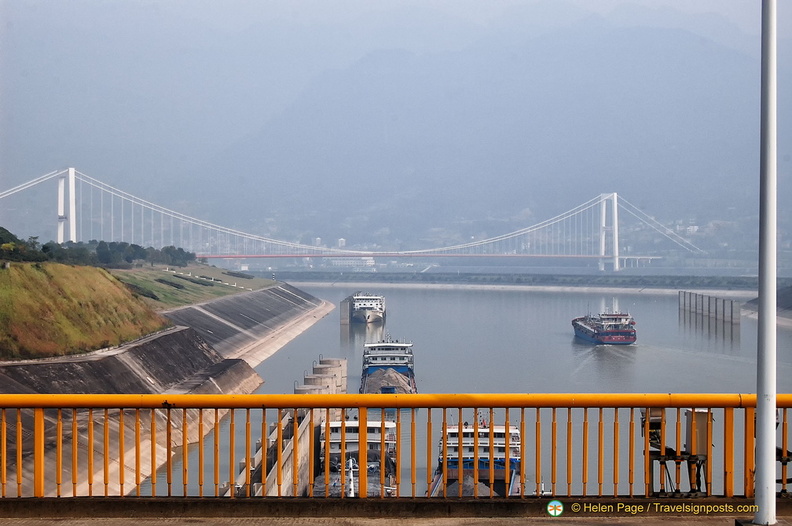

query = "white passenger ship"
[315,418,397,497]
[319,418,397,465]
[350,292,386,323]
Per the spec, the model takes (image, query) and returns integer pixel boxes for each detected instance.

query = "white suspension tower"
[57,167,77,244]
[598,193,620,272]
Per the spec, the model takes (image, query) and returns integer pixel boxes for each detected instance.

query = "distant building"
[338,238,346,248]
[314,237,322,246]
[323,257,376,271]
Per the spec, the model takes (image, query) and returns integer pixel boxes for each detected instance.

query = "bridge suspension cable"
[0,169,704,264]
[617,196,706,254]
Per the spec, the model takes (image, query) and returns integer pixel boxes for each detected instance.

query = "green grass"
[0,262,275,360]
[110,264,275,310]
[0,263,169,359]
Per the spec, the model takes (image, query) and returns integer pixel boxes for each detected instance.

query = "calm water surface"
[254,284,792,395]
[147,284,792,495]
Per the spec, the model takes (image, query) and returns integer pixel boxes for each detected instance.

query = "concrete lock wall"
[232,410,314,497]
[0,284,328,497]
[339,296,353,325]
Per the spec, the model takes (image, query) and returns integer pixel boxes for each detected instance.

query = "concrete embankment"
[0,282,332,395]
[0,281,333,496]
[0,326,231,394]
[163,282,334,367]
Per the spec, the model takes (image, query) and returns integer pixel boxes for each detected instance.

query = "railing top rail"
[0,393,786,409]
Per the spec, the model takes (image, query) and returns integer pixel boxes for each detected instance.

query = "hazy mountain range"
[1,1,789,251]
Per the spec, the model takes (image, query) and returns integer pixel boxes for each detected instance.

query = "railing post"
[34,408,44,498]
[724,407,734,497]
[410,408,416,497]
[551,408,558,495]
[566,408,573,496]
[581,408,588,495]
[744,407,756,498]
[643,407,651,497]
[425,409,432,495]
[612,409,619,497]
[535,408,542,497]
[292,408,299,497]
[358,408,367,498]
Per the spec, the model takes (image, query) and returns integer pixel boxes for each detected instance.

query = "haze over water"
[254,284,792,395]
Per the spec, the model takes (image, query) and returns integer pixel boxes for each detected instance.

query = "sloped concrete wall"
[162,283,324,358]
[0,327,222,394]
[0,283,329,497]
[0,283,325,395]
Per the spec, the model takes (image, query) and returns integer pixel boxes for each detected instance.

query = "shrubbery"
[0,226,196,268]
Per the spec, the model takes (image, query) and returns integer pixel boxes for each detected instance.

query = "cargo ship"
[572,311,637,345]
[429,416,523,497]
[359,337,416,394]
[350,292,386,323]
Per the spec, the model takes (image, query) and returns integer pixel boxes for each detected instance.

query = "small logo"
[547,500,564,517]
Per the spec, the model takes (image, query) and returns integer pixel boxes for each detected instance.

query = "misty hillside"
[1,1,789,253]
[195,21,766,247]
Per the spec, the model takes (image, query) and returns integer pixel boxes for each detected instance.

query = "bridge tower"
[57,167,77,244]
[598,193,620,272]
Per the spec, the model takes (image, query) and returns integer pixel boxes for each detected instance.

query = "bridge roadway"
[0,498,790,525]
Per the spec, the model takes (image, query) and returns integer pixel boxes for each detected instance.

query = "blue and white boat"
[438,421,521,472]
[430,418,523,496]
[359,337,416,394]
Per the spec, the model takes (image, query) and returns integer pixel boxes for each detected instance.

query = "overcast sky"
[143,1,768,34]
[0,0,789,252]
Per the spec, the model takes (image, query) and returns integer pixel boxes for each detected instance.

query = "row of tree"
[0,227,196,267]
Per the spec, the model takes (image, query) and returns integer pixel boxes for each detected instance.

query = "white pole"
[57,175,66,244]
[755,0,777,524]
[599,195,607,271]
[67,167,77,242]
[348,457,355,498]
[611,193,620,272]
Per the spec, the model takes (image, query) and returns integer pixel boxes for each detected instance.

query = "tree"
[96,241,112,265]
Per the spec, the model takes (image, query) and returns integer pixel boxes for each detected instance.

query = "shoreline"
[287,280,759,300]
[230,299,335,368]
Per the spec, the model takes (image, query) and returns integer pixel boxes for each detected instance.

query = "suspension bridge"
[0,168,703,271]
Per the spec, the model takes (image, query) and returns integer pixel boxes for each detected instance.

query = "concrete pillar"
[293,385,323,395]
[303,374,335,394]
[313,364,343,394]
[319,358,347,393]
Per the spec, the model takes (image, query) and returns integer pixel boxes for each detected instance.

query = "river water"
[253,284,792,395]
[147,283,792,496]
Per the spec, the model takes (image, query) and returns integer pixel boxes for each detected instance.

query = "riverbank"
[270,270,776,294]
[229,299,335,367]
[288,280,759,300]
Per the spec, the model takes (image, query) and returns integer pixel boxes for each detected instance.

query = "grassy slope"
[0,262,275,360]
[0,262,168,359]
[109,264,275,310]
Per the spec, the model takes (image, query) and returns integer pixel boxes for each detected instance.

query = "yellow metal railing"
[0,393,790,499]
